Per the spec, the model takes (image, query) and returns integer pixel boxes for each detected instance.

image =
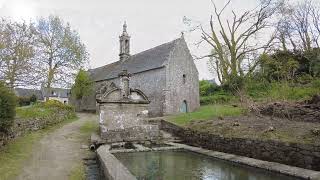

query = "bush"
[222,75,245,93]
[30,94,37,103]
[200,92,234,105]
[295,74,314,85]
[18,97,31,106]
[0,82,17,132]
[199,80,220,96]
[244,78,271,100]
[41,100,74,112]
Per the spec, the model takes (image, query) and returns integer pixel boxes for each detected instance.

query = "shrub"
[311,79,320,89]
[199,80,220,96]
[0,82,16,132]
[244,78,271,100]
[30,94,37,103]
[295,74,314,85]
[200,92,234,105]
[41,100,74,112]
[222,75,245,93]
[18,97,31,106]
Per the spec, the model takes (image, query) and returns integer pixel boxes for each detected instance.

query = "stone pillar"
[119,70,130,98]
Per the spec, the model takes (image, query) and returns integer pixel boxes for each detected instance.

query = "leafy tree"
[259,51,299,81]
[71,69,92,100]
[34,16,88,101]
[0,81,16,132]
[0,19,36,88]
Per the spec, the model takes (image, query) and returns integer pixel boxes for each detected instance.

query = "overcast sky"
[0,0,258,81]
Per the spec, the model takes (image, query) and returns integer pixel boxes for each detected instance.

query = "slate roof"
[14,88,44,101]
[90,38,182,82]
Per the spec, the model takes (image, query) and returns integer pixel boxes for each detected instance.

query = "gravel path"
[16,113,97,180]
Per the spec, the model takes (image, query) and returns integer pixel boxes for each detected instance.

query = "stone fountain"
[96,70,160,143]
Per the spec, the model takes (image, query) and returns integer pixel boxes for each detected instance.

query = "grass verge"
[166,104,244,126]
[80,120,99,136]
[0,116,78,180]
[15,106,53,119]
[68,164,86,180]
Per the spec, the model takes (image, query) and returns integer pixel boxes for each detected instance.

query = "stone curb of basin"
[97,143,320,180]
[169,142,320,180]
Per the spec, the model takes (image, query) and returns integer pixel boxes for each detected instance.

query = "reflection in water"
[114,151,299,180]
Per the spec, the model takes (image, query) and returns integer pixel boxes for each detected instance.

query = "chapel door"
[180,100,188,113]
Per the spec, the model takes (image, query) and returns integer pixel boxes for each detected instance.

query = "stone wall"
[80,67,167,117]
[76,39,200,117]
[160,120,320,171]
[0,111,74,148]
[164,38,200,114]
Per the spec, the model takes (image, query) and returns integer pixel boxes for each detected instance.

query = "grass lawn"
[0,116,78,180]
[166,104,244,126]
[16,106,54,119]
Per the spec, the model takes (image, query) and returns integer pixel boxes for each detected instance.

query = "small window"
[183,74,186,84]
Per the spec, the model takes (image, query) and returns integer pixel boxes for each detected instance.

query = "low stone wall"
[0,111,74,148]
[160,120,320,171]
[97,145,137,180]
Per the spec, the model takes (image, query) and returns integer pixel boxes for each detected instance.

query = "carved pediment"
[96,70,149,104]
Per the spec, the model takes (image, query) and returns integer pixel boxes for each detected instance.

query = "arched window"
[183,74,186,84]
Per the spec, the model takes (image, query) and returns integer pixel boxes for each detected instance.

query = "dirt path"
[16,113,97,180]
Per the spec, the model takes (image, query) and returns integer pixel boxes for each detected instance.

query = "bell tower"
[119,22,130,61]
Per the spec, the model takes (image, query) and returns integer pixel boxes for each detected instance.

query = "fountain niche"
[96,70,160,143]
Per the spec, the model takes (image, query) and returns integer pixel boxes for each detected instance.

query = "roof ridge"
[90,37,182,72]
[130,37,182,58]
[91,37,184,81]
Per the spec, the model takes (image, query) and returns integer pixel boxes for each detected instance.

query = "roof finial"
[123,21,127,33]
[181,31,185,39]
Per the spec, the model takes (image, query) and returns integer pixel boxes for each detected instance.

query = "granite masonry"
[0,110,74,148]
[77,23,200,117]
[159,120,320,171]
[96,70,160,143]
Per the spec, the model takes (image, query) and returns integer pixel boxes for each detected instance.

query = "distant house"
[14,87,70,104]
[14,88,44,101]
[41,87,71,104]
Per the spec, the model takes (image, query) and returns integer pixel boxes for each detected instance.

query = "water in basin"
[114,150,299,180]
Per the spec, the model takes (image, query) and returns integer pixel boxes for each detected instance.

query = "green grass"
[166,105,244,126]
[67,119,99,180]
[68,164,85,180]
[80,120,99,135]
[16,106,53,119]
[0,116,78,180]
[246,80,320,102]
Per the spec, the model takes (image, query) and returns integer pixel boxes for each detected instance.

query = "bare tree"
[34,16,88,101]
[275,0,320,51]
[0,19,36,88]
[199,0,280,84]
